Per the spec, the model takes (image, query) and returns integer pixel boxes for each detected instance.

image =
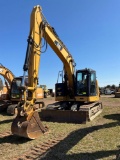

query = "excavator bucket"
[11,111,48,139]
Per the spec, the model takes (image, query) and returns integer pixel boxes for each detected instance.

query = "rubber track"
[13,134,66,160]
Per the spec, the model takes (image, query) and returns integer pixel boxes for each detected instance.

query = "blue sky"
[0,0,120,89]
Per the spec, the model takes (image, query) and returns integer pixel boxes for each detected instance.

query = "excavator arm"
[22,6,76,102]
[41,22,76,96]
[11,6,48,139]
[0,64,14,99]
[0,64,14,88]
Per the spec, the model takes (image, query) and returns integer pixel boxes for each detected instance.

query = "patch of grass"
[0,97,119,160]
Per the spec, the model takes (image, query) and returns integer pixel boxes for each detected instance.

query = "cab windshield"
[11,79,21,94]
[76,72,87,95]
[11,77,28,94]
[76,71,96,96]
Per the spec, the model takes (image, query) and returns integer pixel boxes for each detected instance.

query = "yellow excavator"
[8,76,44,115]
[11,5,102,139]
[40,85,51,98]
[0,64,14,111]
[0,64,44,115]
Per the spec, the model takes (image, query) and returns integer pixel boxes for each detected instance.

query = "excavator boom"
[0,64,14,85]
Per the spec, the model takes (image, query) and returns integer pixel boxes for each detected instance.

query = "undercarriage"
[40,101,103,123]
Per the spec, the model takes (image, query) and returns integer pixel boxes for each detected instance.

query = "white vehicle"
[104,89,112,95]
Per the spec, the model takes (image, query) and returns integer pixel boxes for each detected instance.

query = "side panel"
[75,95,99,102]
[55,83,66,97]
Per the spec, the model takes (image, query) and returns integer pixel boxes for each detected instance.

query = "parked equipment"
[48,89,55,97]
[11,5,102,139]
[0,64,44,115]
[39,85,50,98]
[0,64,14,111]
[8,76,44,115]
[0,64,14,97]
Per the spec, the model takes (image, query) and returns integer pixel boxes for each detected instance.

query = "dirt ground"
[0,95,119,160]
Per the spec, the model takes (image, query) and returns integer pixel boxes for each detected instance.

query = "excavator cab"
[6,76,27,115]
[76,69,97,97]
[10,76,29,101]
[10,77,24,101]
[55,68,98,101]
[75,68,100,103]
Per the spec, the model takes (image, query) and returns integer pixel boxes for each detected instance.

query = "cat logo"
[54,40,63,50]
